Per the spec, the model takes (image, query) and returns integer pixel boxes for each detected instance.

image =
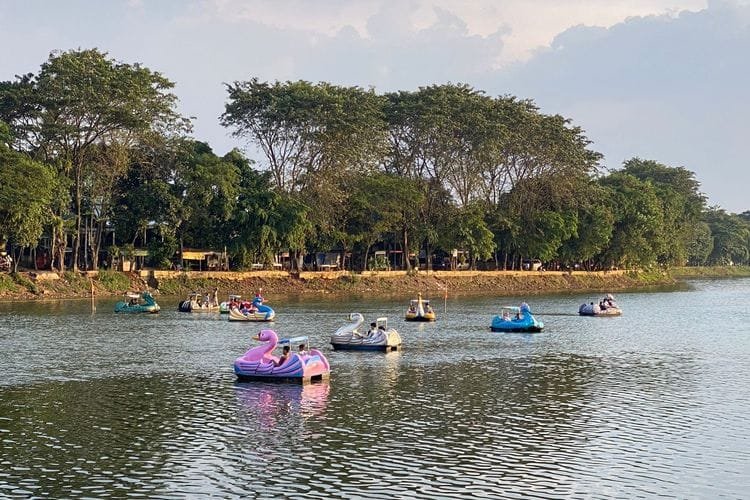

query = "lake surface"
[1,280,749,498]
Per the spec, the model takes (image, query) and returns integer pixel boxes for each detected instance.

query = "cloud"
[489,2,750,211]
[2,0,747,211]
[194,0,707,65]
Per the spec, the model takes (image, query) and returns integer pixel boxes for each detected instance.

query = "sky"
[1,0,748,213]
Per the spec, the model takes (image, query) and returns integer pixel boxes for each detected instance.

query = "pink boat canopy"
[234,329,330,383]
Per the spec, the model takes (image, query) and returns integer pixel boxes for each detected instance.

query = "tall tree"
[0,121,58,271]
[704,208,750,265]
[222,79,387,193]
[621,158,707,265]
[597,173,664,269]
[0,49,188,270]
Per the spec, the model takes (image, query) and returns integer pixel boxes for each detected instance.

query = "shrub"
[63,271,90,293]
[98,270,131,292]
[0,273,18,293]
[12,273,38,294]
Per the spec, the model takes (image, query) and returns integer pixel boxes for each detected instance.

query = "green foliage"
[704,208,750,265]
[226,156,311,270]
[121,244,135,260]
[97,270,131,292]
[367,254,390,271]
[0,134,57,259]
[62,271,89,293]
[1,49,189,270]
[157,275,213,296]
[147,233,177,269]
[223,79,387,193]
[0,273,18,293]
[155,277,188,296]
[685,221,713,266]
[11,273,38,293]
[3,58,748,274]
[670,265,750,278]
[597,173,664,269]
[621,158,707,265]
[446,203,496,268]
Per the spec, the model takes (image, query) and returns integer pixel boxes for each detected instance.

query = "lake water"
[1,279,749,498]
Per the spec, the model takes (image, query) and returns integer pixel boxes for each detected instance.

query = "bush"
[63,271,90,293]
[98,270,131,292]
[367,255,390,271]
[12,273,38,294]
[0,273,19,293]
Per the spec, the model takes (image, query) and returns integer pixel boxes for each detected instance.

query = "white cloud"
[196,0,707,65]
[3,0,748,210]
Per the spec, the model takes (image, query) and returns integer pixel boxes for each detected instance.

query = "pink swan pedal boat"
[234,329,331,384]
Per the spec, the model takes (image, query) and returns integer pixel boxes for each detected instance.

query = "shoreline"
[0,268,688,303]
[2,266,748,303]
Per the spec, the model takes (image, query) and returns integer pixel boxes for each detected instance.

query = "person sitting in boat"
[275,345,290,366]
[298,343,307,357]
[502,311,510,321]
[239,300,255,314]
[365,322,378,338]
[605,294,617,308]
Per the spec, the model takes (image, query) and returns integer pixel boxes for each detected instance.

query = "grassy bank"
[669,265,750,279]
[0,268,678,302]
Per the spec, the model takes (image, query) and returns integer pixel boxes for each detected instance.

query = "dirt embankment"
[0,269,675,302]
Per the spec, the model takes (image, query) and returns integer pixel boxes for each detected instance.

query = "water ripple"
[1,284,750,497]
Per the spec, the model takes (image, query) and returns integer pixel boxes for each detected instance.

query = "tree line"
[1,49,748,273]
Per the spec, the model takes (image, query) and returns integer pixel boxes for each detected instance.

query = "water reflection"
[234,381,330,429]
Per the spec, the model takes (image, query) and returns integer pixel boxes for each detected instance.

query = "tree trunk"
[11,246,21,273]
[57,230,66,272]
[72,168,82,271]
[402,228,411,271]
[91,218,104,271]
[363,244,371,271]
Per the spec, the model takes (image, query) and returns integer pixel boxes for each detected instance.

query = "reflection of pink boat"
[234,329,331,383]
[234,381,330,428]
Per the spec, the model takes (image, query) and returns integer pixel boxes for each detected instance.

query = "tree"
[557,182,615,268]
[446,203,496,269]
[384,84,493,205]
[0,121,57,271]
[222,79,387,193]
[704,208,750,265]
[345,173,425,270]
[621,158,707,266]
[0,48,188,270]
[227,152,311,270]
[597,172,664,269]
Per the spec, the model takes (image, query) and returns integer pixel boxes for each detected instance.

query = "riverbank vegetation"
[0,269,676,301]
[2,49,749,279]
[669,265,750,278]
